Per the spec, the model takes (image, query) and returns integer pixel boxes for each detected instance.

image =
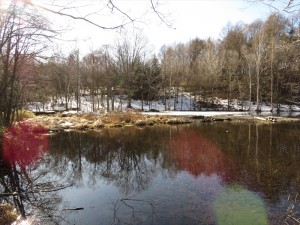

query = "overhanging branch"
[22,0,132,30]
[248,0,300,13]
[21,0,172,30]
[150,0,172,28]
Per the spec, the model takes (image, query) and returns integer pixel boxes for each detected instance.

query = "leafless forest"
[1,0,300,127]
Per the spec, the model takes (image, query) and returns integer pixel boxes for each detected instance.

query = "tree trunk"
[111,89,115,111]
[248,63,252,111]
[256,63,260,112]
[106,90,110,112]
[65,94,68,111]
[228,73,232,111]
[164,87,167,111]
[141,89,144,111]
[270,38,274,112]
[180,93,183,111]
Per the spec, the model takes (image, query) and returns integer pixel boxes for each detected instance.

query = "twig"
[110,194,156,225]
[23,0,130,30]
[0,184,73,197]
[150,0,172,28]
[107,0,135,23]
[287,215,300,224]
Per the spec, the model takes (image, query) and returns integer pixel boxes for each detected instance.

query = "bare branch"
[20,0,172,30]
[248,0,300,13]
[0,183,73,197]
[107,0,135,23]
[150,0,173,28]
[22,0,131,30]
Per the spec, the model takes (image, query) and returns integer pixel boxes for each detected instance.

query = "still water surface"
[2,122,300,225]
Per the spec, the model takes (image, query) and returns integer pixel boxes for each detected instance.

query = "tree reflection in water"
[48,127,172,195]
[1,123,300,224]
[170,129,236,182]
[0,122,74,224]
[47,127,173,224]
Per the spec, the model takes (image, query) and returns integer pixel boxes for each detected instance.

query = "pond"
[1,122,300,225]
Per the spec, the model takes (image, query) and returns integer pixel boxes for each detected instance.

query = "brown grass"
[100,111,144,124]
[0,204,18,225]
[80,113,98,120]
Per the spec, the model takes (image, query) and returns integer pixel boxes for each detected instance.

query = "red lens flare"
[2,122,48,168]
[171,130,236,182]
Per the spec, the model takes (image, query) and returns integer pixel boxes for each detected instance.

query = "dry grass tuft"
[0,204,18,225]
[101,111,144,124]
[81,113,98,120]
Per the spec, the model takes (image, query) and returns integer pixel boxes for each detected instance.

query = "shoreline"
[23,111,300,133]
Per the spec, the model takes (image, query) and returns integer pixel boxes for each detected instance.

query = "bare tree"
[160,46,175,110]
[172,43,189,110]
[186,38,206,110]
[82,51,98,112]
[143,55,162,110]
[263,14,290,111]
[114,31,149,108]
[65,50,81,110]
[82,46,117,112]
[245,20,267,111]
[221,23,247,110]
[100,46,117,112]
[254,31,266,112]
[0,1,56,127]
[242,45,256,110]
[199,39,225,103]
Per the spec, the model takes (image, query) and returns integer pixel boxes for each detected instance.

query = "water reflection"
[48,128,172,195]
[0,122,73,224]
[2,122,48,168]
[1,123,300,224]
[171,129,236,182]
[213,184,268,225]
[201,123,300,200]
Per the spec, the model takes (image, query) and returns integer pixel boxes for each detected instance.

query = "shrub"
[0,110,35,126]
[14,109,35,121]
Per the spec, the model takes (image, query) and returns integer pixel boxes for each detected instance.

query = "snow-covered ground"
[143,111,247,116]
[26,94,300,117]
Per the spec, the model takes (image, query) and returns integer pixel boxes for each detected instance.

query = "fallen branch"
[62,207,84,211]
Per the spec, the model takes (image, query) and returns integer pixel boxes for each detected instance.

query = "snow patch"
[26,94,300,117]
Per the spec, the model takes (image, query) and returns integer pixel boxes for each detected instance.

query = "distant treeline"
[1,1,300,127]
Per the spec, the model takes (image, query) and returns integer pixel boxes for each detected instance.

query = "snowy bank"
[143,111,247,117]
